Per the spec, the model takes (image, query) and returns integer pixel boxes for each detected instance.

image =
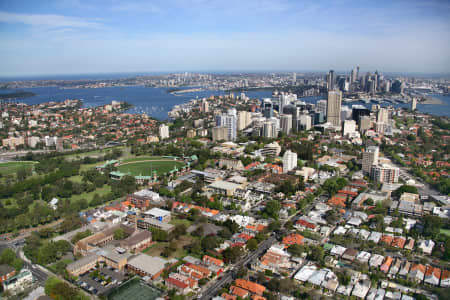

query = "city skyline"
[0,0,449,76]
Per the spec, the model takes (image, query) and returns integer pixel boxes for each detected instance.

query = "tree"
[423,215,443,239]
[287,244,308,257]
[222,246,243,263]
[237,267,248,278]
[172,224,187,239]
[114,228,126,240]
[201,235,221,252]
[265,200,281,220]
[45,277,61,296]
[392,185,418,198]
[268,220,281,232]
[0,249,16,264]
[325,209,340,224]
[247,239,258,251]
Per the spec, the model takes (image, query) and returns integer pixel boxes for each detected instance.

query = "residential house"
[342,248,358,261]
[418,240,435,255]
[165,277,190,295]
[234,279,266,296]
[282,233,304,248]
[0,265,16,284]
[409,264,426,282]
[398,261,411,278]
[440,269,450,287]
[424,266,441,286]
[380,256,393,273]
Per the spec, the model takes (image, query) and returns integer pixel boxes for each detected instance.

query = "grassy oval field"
[116,157,185,176]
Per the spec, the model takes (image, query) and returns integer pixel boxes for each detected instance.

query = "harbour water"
[0,86,449,119]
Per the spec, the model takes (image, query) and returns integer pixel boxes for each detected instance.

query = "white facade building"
[283,150,298,173]
[159,124,170,139]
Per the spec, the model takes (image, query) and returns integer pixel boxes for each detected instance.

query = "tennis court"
[108,278,161,300]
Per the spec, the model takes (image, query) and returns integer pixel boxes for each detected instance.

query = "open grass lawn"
[169,218,192,227]
[143,235,192,259]
[441,229,450,237]
[0,161,37,175]
[63,146,128,161]
[117,159,184,176]
[120,156,167,163]
[69,184,111,203]
[70,175,84,183]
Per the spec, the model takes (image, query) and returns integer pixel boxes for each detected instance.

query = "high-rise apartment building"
[159,124,170,139]
[316,99,327,117]
[359,116,372,133]
[370,164,399,184]
[326,90,342,126]
[299,114,312,130]
[343,120,357,137]
[237,111,252,131]
[362,146,379,173]
[283,150,298,173]
[377,108,389,123]
[212,127,228,141]
[216,109,237,141]
[201,99,209,113]
[280,114,292,135]
[411,98,417,111]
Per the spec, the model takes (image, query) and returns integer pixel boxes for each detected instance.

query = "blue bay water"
[0,86,449,119]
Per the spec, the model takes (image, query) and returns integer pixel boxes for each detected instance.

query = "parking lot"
[77,266,127,295]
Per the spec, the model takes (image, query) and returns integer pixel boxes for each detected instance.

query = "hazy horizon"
[1,0,449,76]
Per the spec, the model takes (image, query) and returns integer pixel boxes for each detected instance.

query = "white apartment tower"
[159,124,170,139]
[216,109,237,141]
[411,98,417,111]
[299,114,312,130]
[377,108,389,123]
[283,150,298,173]
[343,120,357,137]
[237,111,252,131]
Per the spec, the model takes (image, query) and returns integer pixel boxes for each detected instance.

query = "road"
[387,156,443,197]
[199,235,277,300]
[0,239,49,284]
[199,192,326,300]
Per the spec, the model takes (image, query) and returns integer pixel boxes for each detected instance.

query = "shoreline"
[421,96,445,105]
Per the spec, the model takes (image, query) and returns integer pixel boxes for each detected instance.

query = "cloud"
[110,2,162,13]
[0,11,103,29]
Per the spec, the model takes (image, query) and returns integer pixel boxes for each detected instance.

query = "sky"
[0,0,449,76]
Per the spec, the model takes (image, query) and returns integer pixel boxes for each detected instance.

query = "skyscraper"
[280,114,292,135]
[411,98,417,111]
[316,99,327,117]
[350,68,357,84]
[237,111,252,131]
[362,146,379,173]
[326,90,342,126]
[377,108,389,123]
[327,70,335,91]
[299,114,312,130]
